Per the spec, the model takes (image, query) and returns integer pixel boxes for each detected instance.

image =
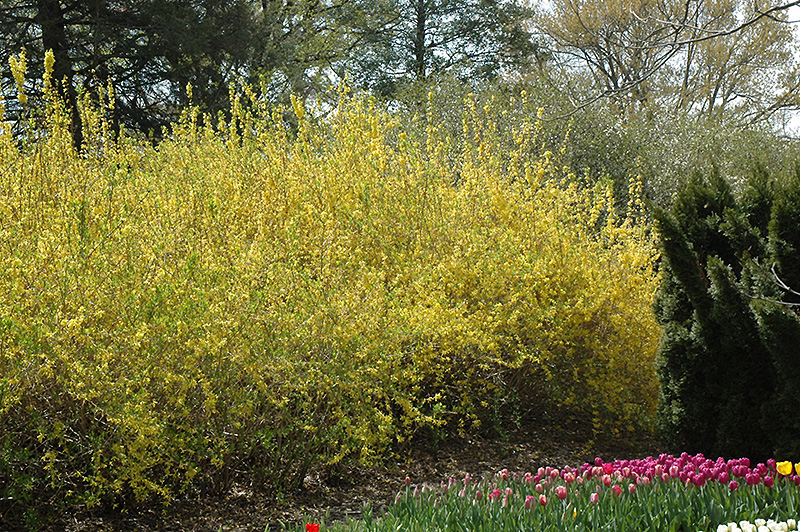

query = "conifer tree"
[655,168,800,460]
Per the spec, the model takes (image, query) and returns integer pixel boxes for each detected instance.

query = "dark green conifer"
[654,167,799,460]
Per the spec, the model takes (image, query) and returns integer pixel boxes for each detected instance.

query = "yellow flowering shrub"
[0,77,660,515]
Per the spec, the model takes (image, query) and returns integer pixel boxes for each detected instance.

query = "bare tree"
[533,0,800,121]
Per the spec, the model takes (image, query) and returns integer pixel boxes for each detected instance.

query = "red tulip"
[306,524,320,532]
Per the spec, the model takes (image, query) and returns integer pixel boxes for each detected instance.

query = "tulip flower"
[306,524,320,532]
[777,461,793,476]
[524,495,535,510]
[556,486,568,500]
[539,494,547,506]
[612,485,622,496]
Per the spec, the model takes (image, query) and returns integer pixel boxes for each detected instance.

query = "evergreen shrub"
[655,169,800,461]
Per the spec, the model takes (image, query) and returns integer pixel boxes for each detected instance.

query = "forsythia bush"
[0,57,660,518]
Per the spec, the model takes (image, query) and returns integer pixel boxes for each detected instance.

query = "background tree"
[0,0,260,142]
[534,0,800,121]
[657,0,798,121]
[251,0,362,104]
[336,0,537,99]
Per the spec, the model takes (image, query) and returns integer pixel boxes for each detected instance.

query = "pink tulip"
[611,485,622,497]
[535,483,544,494]
[628,483,636,494]
[765,476,774,488]
[539,494,547,506]
[590,492,599,504]
[729,480,739,492]
[556,486,567,500]
[524,495,535,510]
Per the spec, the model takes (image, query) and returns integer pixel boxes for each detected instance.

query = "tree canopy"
[2,0,800,141]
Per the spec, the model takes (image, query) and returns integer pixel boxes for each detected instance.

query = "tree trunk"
[412,0,427,80]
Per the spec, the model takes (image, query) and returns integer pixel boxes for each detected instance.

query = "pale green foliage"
[0,79,660,514]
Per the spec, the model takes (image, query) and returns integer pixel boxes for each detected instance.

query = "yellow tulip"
[777,461,793,476]
[796,462,800,476]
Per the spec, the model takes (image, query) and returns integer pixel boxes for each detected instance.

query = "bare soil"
[40,424,663,532]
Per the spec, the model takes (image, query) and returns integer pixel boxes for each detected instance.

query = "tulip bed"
[297,454,800,532]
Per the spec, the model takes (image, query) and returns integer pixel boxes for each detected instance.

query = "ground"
[46,424,662,532]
